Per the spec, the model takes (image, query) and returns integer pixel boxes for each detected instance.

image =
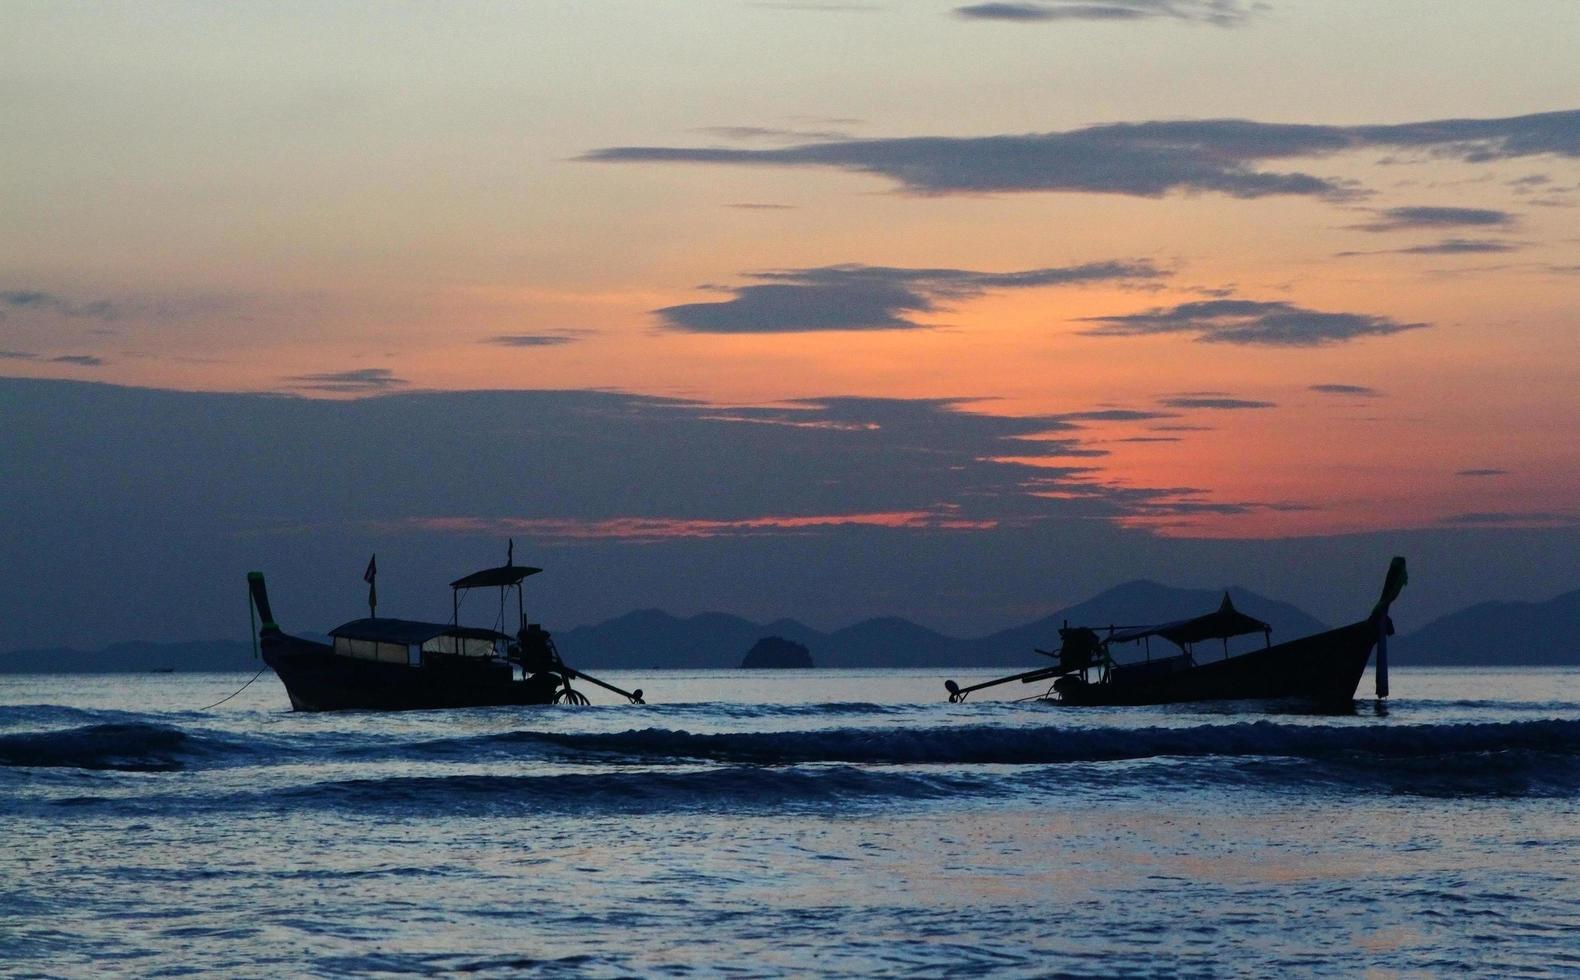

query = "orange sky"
[4,1,1579,542]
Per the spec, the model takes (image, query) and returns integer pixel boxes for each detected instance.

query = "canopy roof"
[449,564,542,590]
[1106,594,1271,647]
[330,618,510,645]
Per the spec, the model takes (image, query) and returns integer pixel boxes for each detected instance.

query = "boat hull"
[1056,619,1380,707]
[261,632,559,711]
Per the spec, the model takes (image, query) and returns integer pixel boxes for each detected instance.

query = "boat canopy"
[1106,594,1271,647]
[449,565,542,590]
[330,618,511,645]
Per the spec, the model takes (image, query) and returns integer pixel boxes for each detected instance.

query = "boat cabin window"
[421,634,498,658]
[332,637,414,664]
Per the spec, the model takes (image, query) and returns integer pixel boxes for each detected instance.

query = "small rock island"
[739,636,815,669]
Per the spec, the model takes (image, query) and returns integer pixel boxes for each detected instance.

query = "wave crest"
[439,718,1580,767]
[0,722,218,772]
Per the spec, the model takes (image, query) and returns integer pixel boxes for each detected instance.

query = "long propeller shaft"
[564,666,645,704]
[946,664,1064,702]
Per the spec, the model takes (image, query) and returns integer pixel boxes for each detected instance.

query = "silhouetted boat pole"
[1370,556,1409,699]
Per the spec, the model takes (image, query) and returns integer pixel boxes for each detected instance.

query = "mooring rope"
[199,665,269,711]
[197,579,269,711]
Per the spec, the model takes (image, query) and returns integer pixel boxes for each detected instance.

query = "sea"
[3,667,1579,978]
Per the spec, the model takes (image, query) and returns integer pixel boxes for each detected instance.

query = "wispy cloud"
[1336,237,1523,257]
[0,289,120,321]
[398,509,995,544]
[284,368,408,393]
[954,0,1261,26]
[1081,299,1426,347]
[1455,468,1509,477]
[694,125,852,142]
[1158,395,1276,410]
[1055,408,1179,422]
[584,108,1580,199]
[0,350,108,366]
[1349,206,1517,232]
[748,1,878,10]
[1310,383,1383,397]
[482,334,583,348]
[1401,238,1522,254]
[1438,511,1577,528]
[656,261,1163,333]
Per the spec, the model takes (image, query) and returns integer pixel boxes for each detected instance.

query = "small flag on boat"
[364,553,377,616]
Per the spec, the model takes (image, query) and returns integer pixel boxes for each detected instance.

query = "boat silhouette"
[247,555,644,712]
[946,557,1407,707]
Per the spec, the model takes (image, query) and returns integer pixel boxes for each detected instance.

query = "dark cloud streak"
[954,0,1259,26]
[1336,237,1523,257]
[1080,297,1428,346]
[1310,383,1383,397]
[583,109,1580,200]
[1350,206,1516,232]
[1,289,120,321]
[284,368,408,393]
[656,261,1163,333]
[1082,299,1426,347]
[483,334,582,348]
[1158,396,1276,410]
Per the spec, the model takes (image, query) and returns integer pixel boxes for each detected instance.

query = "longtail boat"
[945,557,1407,708]
[246,551,644,712]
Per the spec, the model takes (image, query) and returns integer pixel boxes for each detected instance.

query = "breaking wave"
[277,765,993,812]
[420,718,1580,767]
[8,717,1580,776]
[0,722,237,772]
[8,716,1579,808]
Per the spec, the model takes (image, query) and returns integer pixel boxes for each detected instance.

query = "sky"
[3,1,1579,651]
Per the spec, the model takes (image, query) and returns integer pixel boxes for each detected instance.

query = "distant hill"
[551,580,1333,669]
[552,609,824,669]
[0,640,260,674]
[11,580,1569,673]
[740,637,815,669]
[1393,589,1580,665]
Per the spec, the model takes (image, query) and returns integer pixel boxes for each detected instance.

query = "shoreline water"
[4,667,1578,976]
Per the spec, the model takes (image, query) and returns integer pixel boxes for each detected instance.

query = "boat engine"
[513,623,593,704]
[1057,627,1102,672]
[514,623,560,674]
[1053,674,1087,697]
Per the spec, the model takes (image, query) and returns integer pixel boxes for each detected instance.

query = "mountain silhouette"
[550,580,1331,669]
[0,640,260,674]
[6,581,1576,672]
[1389,588,1580,665]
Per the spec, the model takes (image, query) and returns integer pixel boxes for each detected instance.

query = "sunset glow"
[4,0,1579,644]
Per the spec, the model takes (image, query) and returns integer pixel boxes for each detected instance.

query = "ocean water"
[3,667,1579,978]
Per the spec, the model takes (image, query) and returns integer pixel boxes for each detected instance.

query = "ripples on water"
[3,668,1579,976]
